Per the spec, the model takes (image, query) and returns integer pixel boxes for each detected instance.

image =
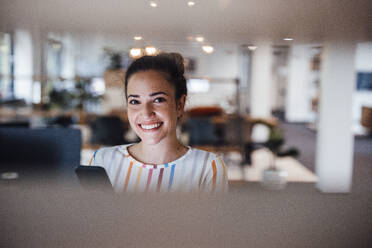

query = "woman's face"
[126,70,185,145]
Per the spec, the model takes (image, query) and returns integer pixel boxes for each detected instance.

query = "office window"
[0,32,13,100]
[46,39,63,80]
[187,78,210,93]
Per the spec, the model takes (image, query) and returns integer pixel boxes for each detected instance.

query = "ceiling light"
[130,48,143,58]
[188,1,195,6]
[195,36,204,42]
[247,45,257,51]
[202,45,214,54]
[51,43,62,50]
[145,46,157,56]
[283,38,294,41]
[134,36,142,41]
[0,44,8,52]
[150,1,157,7]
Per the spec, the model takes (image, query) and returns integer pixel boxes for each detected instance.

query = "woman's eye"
[154,97,166,103]
[129,99,139,105]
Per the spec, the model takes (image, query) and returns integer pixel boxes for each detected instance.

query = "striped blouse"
[89,144,228,193]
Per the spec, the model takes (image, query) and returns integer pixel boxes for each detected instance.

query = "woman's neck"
[128,139,188,165]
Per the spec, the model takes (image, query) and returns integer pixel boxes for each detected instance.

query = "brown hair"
[124,53,187,100]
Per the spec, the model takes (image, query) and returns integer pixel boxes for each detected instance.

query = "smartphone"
[75,166,112,191]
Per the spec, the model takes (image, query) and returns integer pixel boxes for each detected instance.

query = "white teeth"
[141,123,161,130]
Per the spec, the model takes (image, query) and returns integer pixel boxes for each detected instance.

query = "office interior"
[1,0,372,247]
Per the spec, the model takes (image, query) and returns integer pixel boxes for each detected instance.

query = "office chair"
[184,117,218,146]
[89,116,128,146]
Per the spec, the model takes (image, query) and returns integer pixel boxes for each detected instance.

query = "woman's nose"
[141,103,155,117]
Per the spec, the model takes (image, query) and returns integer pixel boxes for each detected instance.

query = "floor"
[225,123,372,247]
[227,148,317,182]
[280,122,372,195]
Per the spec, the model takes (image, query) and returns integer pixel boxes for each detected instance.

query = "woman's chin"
[137,134,163,146]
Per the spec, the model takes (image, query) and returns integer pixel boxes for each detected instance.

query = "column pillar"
[250,43,273,142]
[285,45,314,122]
[238,46,251,114]
[13,29,33,103]
[315,40,356,193]
[31,28,46,104]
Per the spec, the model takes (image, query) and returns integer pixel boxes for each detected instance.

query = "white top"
[89,144,228,193]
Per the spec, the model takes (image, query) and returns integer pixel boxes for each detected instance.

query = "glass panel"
[0,32,12,100]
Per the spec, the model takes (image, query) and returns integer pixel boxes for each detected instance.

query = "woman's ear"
[177,95,186,117]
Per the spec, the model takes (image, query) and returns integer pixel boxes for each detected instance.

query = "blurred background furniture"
[243,119,299,165]
[0,127,81,169]
[361,106,372,132]
[183,106,226,146]
[0,120,30,128]
[182,107,275,158]
[48,114,77,128]
[89,115,129,146]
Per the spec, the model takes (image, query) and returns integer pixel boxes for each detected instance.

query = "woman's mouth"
[138,122,163,131]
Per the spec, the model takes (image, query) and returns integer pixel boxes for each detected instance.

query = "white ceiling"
[1,0,371,45]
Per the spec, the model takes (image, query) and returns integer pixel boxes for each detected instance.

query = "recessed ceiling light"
[283,38,294,41]
[195,36,204,42]
[130,48,143,58]
[188,1,195,6]
[247,45,257,51]
[150,1,157,7]
[145,46,157,56]
[202,45,214,54]
[134,36,142,41]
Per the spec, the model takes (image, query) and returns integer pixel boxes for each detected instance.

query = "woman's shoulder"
[189,147,222,161]
[93,144,132,162]
[190,148,226,172]
[95,145,119,156]
[190,147,228,191]
[97,144,131,154]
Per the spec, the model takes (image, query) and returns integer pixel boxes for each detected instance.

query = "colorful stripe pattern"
[89,144,228,193]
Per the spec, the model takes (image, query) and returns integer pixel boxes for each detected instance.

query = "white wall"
[160,43,240,110]
[70,33,240,80]
[67,33,241,113]
[158,43,239,79]
[47,32,76,79]
[271,47,289,111]
[238,48,251,113]
[74,33,107,77]
[60,34,75,80]
[284,42,372,129]
[186,80,237,111]
[353,42,372,133]
[355,42,372,71]
[285,45,316,122]
[14,30,33,103]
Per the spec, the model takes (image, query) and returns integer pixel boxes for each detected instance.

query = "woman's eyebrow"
[150,91,168,97]
[127,94,140,98]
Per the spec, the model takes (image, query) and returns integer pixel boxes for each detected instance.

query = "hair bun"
[125,52,187,100]
[159,52,185,76]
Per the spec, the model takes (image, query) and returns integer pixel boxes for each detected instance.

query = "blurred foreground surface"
[1,180,372,248]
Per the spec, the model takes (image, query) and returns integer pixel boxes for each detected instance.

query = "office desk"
[0,163,80,189]
[1,182,371,248]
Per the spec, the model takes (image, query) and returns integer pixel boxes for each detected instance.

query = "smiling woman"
[89,53,228,193]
